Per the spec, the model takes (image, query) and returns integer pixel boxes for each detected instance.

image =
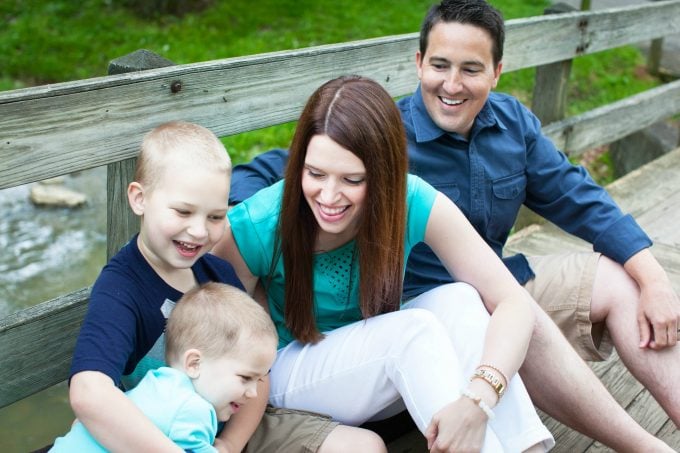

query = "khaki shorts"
[245,406,339,453]
[524,252,613,361]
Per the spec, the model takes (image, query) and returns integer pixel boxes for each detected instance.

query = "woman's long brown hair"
[278,75,408,344]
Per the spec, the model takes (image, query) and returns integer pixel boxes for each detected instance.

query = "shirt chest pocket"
[488,173,527,239]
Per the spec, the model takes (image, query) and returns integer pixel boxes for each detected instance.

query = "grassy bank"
[0,0,659,168]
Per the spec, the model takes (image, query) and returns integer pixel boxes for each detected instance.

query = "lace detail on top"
[315,242,356,306]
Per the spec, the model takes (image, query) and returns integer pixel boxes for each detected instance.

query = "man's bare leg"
[319,425,387,453]
[590,256,680,426]
[519,305,673,452]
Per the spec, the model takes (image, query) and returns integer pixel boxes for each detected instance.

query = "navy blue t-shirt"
[70,235,243,389]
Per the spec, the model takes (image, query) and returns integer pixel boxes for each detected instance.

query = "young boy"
[52,282,277,452]
[66,121,381,452]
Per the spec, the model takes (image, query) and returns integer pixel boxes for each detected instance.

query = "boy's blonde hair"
[134,121,231,192]
[165,282,277,364]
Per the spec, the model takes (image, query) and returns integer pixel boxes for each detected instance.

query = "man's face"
[416,21,502,139]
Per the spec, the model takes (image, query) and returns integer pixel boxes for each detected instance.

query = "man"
[228,1,679,450]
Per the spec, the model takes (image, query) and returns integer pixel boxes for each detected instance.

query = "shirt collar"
[410,84,506,143]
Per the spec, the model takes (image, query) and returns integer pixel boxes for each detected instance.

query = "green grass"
[0,0,661,166]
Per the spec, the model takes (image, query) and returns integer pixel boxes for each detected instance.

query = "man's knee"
[319,425,387,453]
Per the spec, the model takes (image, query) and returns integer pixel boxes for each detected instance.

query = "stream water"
[0,167,107,452]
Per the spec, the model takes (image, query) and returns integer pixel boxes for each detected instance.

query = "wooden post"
[648,38,664,77]
[531,3,577,126]
[519,3,578,231]
[647,1,665,77]
[105,50,175,259]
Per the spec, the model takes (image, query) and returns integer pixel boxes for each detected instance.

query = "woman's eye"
[344,178,364,185]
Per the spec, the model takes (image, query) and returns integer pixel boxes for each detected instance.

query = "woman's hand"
[424,396,488,452]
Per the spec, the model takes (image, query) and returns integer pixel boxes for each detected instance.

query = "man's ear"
[183,348,202,379]
[415,50,424,80]
[491,61,503,89]
[127,181,146,216]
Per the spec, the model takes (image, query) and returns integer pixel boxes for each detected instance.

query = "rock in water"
[30,183,87,208]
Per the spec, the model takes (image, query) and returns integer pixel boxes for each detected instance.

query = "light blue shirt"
[51,367,217,452]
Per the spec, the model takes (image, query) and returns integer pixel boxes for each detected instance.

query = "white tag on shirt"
[160,298,177,319]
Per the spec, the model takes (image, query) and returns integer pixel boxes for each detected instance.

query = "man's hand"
[637,279,680,349]
[425,397,488,452]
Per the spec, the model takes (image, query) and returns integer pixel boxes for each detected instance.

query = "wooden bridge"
[1,2,679,451]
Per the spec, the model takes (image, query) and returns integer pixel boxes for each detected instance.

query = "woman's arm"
[69,371,183,452]
[425,192,535,372]
[212,224,259,296]
[423,193,536,451]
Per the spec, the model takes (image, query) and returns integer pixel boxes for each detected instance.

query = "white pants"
[269,283,554,452]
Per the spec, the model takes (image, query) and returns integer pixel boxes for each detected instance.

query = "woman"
[214,75,553,452]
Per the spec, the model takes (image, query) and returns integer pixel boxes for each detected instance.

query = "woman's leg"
[269,308,504,451]
[404,282,554,452]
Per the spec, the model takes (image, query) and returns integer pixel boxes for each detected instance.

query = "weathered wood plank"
[657,418,680,447]
[503,1,680,71]
[2,2,680,189]
[543,79,680,157]
[0,36,419,189]
[0,288,89,408]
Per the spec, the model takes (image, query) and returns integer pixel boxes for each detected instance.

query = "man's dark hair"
[420,0,505,66]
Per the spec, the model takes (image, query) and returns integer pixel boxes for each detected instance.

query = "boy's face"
[193,337,276,421]
[416,21,502,139]
[130,159,229,277]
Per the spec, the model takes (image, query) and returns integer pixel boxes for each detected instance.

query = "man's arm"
[624,248,680,349]
[214,376,270,453]
[70,371,183,452]
[229,148,288,205]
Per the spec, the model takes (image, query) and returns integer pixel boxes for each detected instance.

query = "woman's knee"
[407,283,490,325]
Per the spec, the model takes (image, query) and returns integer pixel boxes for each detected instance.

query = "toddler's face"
[137,161,229,276]
[193,338,276,421]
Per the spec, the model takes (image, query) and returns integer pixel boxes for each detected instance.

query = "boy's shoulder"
[195,252,245,290]
[92,235,157,296]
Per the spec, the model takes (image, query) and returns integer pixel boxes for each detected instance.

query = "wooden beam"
[2,2,680,189]
[0,288,90,408]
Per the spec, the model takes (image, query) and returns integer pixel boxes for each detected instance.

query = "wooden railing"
[2,1,680,410]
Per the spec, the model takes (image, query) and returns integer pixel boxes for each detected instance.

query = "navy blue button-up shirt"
[229,85,652,299]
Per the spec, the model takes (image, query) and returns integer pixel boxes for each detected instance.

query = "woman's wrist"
[460,388,495,420]
[467,378,499,408]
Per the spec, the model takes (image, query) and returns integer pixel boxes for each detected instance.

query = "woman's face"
[302,134,367,250]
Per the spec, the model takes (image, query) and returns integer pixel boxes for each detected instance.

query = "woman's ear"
[182,348,203,379]
[127,181,146,216]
